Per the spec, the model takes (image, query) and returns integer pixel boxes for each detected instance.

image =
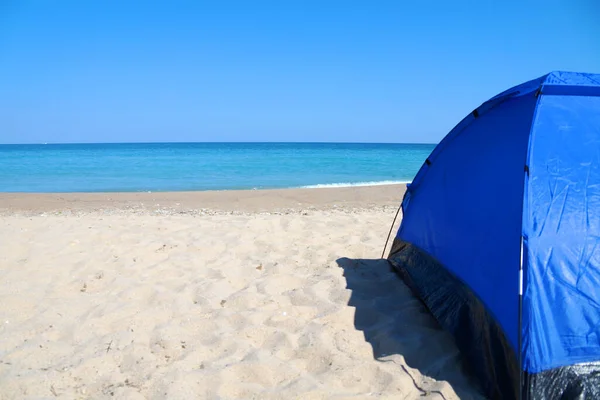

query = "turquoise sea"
[0,143,435,193]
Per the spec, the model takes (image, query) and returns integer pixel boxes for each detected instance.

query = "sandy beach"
[0,185,483,399]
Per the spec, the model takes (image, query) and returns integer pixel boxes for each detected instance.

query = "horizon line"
[0,140,439,146]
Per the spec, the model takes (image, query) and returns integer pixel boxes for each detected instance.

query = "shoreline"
[0,184,407,215]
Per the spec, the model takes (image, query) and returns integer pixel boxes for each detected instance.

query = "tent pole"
[381,201,402,259]
[519,236,525,400]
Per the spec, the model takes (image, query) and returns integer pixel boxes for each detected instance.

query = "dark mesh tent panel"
[388,239,519,400]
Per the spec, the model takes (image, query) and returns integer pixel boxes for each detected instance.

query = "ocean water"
[0,143,435,193]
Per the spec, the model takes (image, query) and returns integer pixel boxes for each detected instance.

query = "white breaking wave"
[300,180,411,189]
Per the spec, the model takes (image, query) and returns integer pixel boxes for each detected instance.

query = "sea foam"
[300,180,411,189]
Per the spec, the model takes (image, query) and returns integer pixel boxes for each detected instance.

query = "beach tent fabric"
[388,71,600,400]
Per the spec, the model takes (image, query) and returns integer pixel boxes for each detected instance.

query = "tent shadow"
[336,257,484,399]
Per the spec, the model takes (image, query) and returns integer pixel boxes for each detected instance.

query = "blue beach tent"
[387,71,600,399]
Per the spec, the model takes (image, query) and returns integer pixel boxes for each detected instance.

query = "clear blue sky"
[1,0,599,144]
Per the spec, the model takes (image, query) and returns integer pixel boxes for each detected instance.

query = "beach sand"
[0,185,483,399]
